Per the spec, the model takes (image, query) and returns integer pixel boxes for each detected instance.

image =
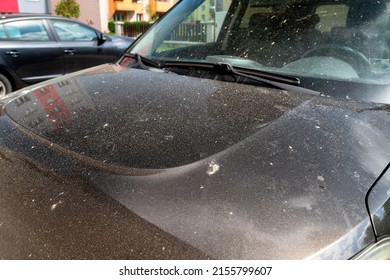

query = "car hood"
[2,64,390,259]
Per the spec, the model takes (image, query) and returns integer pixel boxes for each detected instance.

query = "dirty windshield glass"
[128,0,390,103]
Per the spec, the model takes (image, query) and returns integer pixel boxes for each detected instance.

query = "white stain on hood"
[207,160,220,175]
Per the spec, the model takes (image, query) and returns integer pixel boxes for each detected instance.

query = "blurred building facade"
[0,0,51,14]
[109,0,175,22]
[1,0,175,33]
[50,0,110,32]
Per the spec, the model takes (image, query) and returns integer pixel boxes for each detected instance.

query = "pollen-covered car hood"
[2,64,390,259]
[3,64,310,170]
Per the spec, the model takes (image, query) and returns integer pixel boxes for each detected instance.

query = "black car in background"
[0,0,390,260]
[0,14,134,96]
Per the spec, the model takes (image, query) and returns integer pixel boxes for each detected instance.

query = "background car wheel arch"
[0,72,13,97]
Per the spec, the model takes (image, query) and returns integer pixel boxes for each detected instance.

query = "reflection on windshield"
[129,0,390,99]
[5,79,95,133]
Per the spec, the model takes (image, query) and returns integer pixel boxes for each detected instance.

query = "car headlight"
[353,237,390,260]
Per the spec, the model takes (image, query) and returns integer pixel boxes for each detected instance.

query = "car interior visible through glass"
[128,0,390,104]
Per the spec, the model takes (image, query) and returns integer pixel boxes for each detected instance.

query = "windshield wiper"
[164,61,322,96]
[124,56,322,96]
[218,63,322,96]
[123,53,165,72]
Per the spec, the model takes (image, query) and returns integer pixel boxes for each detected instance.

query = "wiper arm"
[215,63,322,96]
[164,61,322,96]
[123,53,165,72]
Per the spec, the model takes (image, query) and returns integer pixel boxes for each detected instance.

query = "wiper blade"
[215,63,322,96]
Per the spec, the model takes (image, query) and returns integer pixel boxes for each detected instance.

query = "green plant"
[55,0,80,19]
[108,21,115,34]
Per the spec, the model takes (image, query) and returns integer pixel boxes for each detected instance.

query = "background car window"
[315,4,349,32]
[0,25,6,39]
[3,20,49,40]
[52,20,98,41]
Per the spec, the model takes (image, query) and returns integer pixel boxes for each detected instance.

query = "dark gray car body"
[0,64,389,259]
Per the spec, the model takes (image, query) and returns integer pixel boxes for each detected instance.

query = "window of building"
[114,13,124,21]
[216,0,224,11]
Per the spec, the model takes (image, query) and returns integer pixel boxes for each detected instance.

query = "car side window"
[315,4,349,32]
[153,0,232,54]
[52,20,98,41]
[0,25,7,39]
[3,20,49,41]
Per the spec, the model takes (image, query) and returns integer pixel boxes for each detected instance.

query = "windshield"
[127,0,390,103]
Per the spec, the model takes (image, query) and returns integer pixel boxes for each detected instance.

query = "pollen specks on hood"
[207,160,220,175]
[317,175,325,182]
[289,196,315,211]
[50,200,62,211]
